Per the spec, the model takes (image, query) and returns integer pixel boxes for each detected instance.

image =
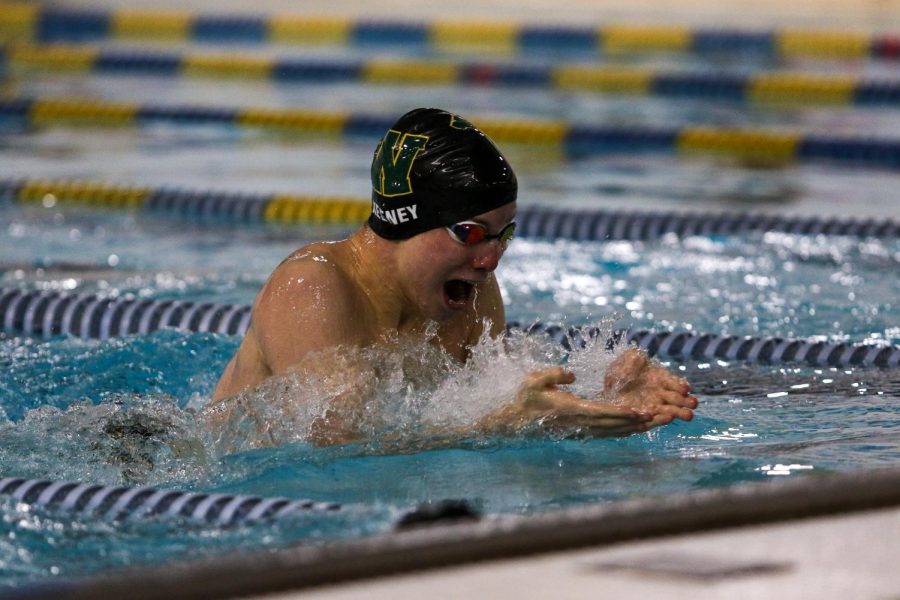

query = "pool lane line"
[0,477,342,526]
[0,5,897,61]
[1,287,897,368]
[2,99,900,169]
[3,177,899,239]
[515,322,900,369]
[1,177,371,226]
[3,44,899,108]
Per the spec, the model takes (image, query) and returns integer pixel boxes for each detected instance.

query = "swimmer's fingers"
[547,395,652,427]
[665,404,695,422]
[647,405,694,425]
[659,389,699,409]
[525,366,576,389]
[581,399,651,422]
[660,374,692,395]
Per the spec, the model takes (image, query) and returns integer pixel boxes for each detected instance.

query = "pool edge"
[28,466,900,600]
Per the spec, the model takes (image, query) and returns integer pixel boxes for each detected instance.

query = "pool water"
[2,17,900,591]
[2,205,898,586]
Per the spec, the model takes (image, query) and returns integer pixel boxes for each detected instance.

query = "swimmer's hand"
[603,348,698,428]
[477,366,652,438]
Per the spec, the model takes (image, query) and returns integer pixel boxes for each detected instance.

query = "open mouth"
[443,279,474,309]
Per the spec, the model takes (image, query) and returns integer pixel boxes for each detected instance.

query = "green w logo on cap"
[371,130,429,198]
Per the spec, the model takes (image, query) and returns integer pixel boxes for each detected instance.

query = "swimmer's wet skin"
[443,220,516,310]
[209,107,697,447]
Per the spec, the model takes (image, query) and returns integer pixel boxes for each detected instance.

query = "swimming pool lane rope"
[1,288,897,368]
[2,99,900,170]
[0,5,897,61]
[3,178,899,240]
[0,477,341,526]
[4,44,899,108]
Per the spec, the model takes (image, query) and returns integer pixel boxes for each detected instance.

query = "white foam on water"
[200,321,626,455]
[0,396,210,487]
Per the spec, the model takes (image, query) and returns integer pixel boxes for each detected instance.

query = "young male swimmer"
[208,108,697,446]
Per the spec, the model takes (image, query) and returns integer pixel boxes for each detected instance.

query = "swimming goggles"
[446,221,516,247]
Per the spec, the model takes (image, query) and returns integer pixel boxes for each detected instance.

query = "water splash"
[201,321,624,455]
[0,395,209,487]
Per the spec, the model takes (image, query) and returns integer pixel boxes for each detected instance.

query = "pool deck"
[282,506,900,600]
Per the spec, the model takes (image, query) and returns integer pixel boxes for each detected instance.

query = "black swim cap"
[368,108,517,240]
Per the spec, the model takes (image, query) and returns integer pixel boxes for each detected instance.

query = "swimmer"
[209,108,696,445]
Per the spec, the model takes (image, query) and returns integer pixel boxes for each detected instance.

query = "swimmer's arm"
[245,260,374,445]
[212,252,357,402]
[252,258,368,375]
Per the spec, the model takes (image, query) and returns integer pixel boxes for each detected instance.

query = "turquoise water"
[2,35,900,591]
[2,202,899,586]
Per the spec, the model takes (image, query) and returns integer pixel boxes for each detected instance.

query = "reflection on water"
[499,235,899,342]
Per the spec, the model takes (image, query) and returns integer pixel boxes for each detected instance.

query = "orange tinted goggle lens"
[448,221,516,245]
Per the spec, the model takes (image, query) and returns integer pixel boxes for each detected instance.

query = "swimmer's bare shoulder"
[212,240,374,401]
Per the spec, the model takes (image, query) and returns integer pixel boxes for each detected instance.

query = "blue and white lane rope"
[0,477,340,526]
[2,288,897,368]
[511,322,900,369]
[0,288,251,339]
[515,206,900,240]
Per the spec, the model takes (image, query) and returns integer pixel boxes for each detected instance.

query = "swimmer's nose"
[472,240,503,272]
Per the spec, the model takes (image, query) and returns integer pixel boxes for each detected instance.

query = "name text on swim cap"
[371,203,418,225]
